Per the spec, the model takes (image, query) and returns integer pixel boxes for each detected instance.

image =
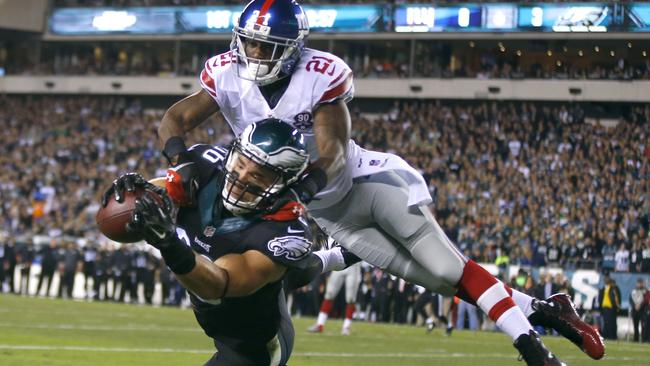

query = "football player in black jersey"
[101,119,358,366]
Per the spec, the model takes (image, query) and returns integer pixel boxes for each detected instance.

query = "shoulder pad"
[200,51,236,100]
[300,49,354,105]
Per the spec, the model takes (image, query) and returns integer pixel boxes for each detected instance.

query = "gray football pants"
[310,171,467,296]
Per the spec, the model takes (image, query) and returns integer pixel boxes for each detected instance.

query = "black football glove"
[128,191,197,275]
[163,136,190,166]
[101,173,166,207]
[339,245,362,267]
[264,168,328,214]
[127,192,177,249]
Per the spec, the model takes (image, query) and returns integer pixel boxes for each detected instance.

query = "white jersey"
[200,48,431,208]
[200,48,356,208]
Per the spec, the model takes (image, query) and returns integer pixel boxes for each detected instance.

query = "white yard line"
[0,323,199,333]
[0,344,648,362]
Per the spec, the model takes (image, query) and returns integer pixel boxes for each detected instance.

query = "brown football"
[96,188,160,243]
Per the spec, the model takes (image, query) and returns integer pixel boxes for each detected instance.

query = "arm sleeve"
[283,254,324,291]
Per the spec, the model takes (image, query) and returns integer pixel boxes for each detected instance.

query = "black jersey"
[174,144,313,350]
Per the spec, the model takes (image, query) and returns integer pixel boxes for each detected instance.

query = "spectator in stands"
[601,235,617,272]
[642,238,650,273]
[598,276,621,340]
[36,240,59,297]
[630,278,648,342]
[534,273,557,301]
[545,241,561,268]
[630,242,643,273]
[614,244,630,272]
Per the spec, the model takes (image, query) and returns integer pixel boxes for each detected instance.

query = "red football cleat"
[529,293,605,360]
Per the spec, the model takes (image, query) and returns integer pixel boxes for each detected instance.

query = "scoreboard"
[394,3,611,33]
[48,3,650,35]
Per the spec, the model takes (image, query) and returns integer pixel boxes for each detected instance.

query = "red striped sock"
[455,260,532,339]
[345,303,355,320]
[320,299,334,314]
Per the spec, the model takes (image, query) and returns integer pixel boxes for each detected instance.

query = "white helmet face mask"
[234,35,294,83]
[221,149,285,216]
[231,13,307,86]
[221,120,310,216]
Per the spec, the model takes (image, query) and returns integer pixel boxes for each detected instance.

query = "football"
[96,188,160,243]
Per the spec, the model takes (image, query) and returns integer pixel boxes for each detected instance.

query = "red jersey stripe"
[318,73,352,104]
[328,70,346,87]
[200,69,217,97]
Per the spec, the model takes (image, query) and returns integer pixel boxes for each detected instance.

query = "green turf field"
[0,295,647,366]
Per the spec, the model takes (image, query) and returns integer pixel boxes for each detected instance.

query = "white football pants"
[324,263,362,303]
[310,171,467,296]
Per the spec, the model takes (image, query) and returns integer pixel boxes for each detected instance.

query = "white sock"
[510,289,535,317]
[317,311,328,326]
[496,307,534,341]
[425,317,434,325]
[314,247,346,272]
[343,318,352,330]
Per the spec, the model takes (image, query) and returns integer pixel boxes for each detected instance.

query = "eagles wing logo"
[267,236,312,261]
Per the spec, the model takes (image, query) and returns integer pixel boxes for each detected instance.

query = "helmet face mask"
[231,0,309,86]
[221,119,309,216]
[222,147,285,215]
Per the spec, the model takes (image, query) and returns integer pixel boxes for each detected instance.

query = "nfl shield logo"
[203,226,216,237]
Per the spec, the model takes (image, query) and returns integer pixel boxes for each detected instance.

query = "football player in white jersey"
[157,1,603,364]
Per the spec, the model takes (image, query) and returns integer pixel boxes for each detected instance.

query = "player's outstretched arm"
[158,89,220,164]
[128,191,287,301]
[312,99,351,181]
[177,251,286,301]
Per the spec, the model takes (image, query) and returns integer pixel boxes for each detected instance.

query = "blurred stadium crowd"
[0,95,649,320]
[3,41,649,80]
[0,95,648,269]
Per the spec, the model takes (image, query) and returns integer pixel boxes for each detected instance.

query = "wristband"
[295,168,328,203]
[163,136,187,165]
[159,237,196,275]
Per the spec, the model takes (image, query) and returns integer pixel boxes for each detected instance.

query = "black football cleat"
[528,293,605,360]
[514,330,566,366]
